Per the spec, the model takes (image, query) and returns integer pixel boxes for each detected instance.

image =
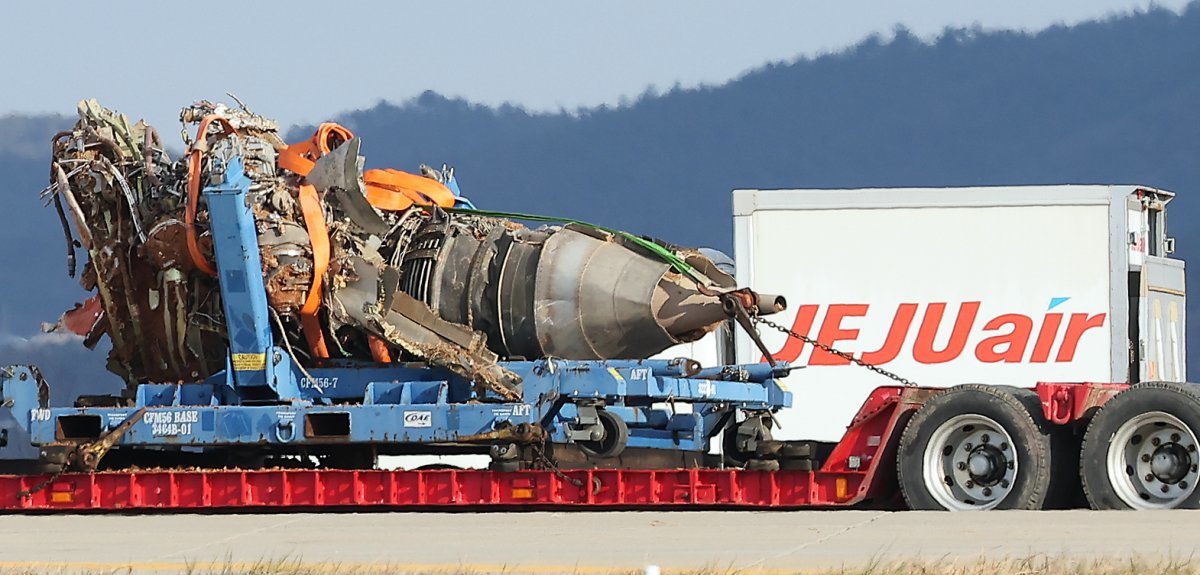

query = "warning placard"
[232,353,266,371]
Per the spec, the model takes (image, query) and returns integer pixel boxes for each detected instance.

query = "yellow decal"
[232,353,267,371]
[607,367,626,383]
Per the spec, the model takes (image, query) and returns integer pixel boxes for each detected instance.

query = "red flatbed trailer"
[0,383,1124,512]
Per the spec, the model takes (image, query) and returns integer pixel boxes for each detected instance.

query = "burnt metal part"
[44,99,784,401]
[331,255,522,399]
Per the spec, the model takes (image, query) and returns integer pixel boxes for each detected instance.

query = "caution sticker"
[232,353,267,371]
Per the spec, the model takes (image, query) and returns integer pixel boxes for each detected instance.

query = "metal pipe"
[51,193,76,278]
[52,163,92,249]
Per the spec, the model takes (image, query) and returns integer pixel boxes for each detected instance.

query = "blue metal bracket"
[203,156,302,401]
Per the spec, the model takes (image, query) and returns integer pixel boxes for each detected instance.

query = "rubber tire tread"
[578,410,629,459]
[1079,381,1200,510]
[780,443,813,459]
[994,386,1082,509]
[897,384,1053,510]
[746,459,781,471]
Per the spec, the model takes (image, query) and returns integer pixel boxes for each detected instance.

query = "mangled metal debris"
[43,99,784,397]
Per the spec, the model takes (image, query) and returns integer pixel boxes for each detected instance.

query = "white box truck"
[732,185,1186,441]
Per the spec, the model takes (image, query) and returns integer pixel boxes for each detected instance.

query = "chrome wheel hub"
[1107,411,1200,509]
[922,414,1017,510]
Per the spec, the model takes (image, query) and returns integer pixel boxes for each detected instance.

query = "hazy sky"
[1,1,1191,132]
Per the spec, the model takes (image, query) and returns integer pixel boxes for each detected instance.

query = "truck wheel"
[1080,382,1200,510]
[578,409,628,459]
[897,384,1052,510]
[995,386,1082,509]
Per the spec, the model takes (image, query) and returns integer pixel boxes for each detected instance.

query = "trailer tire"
[995,386,1082,509]
[1080,381,1200,510]
[897,384,1052,511]
[780,443,812,459]
[746,459,780,471]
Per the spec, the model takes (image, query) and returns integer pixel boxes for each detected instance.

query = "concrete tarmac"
[1,510,1198,573]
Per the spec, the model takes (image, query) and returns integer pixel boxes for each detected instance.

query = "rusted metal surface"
[43,99,779,397]
[44,101,228,390]
[72,407,147,472]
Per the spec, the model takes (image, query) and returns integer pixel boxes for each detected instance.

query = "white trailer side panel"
[734,187,1119,441]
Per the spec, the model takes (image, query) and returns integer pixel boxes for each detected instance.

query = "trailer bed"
[0,382,1136,512]
[0,468,852,512]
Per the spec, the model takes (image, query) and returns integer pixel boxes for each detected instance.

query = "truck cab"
[1127,187,1185,382]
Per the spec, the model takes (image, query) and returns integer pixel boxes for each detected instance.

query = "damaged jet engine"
[44,100,784,399]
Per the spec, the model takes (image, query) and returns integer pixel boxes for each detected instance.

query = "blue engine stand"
[0,157,791,470]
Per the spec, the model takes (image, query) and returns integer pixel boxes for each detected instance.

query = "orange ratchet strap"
[281,123,457,211]
[281,123,458,361]
[363,169,457,211]
[367,335,393,363]
[277,123,354,177]
[297,184,331,359]
[185,115,237,277]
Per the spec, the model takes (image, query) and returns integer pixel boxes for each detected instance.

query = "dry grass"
[1,555,1198,575]
[820,555,1200,575]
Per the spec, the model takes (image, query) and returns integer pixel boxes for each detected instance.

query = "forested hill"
[0,3,1197,398]
[295,4,1200,253]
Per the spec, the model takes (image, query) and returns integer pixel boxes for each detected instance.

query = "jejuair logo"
[768,297,1106,366]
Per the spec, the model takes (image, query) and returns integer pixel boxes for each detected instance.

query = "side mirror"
[1165,237,1176,255]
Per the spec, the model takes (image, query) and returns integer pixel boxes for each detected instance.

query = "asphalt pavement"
[1,510,1197,573]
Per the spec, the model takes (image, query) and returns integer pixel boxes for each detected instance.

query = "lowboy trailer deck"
[7,380,1184,512]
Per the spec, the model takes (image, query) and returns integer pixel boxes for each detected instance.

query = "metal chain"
[752,316,919,387]
[531,441,586,488]
[16,468,64,500]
